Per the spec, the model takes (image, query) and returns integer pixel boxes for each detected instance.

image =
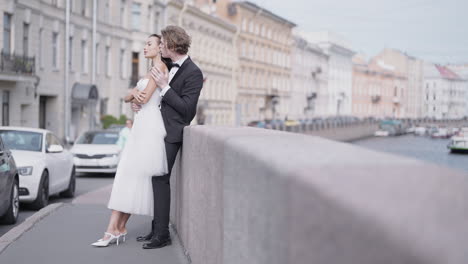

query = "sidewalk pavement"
[0,185,188,264]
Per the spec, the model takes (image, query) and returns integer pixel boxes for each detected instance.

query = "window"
[147,5,152,32]
[120,0,126,27]
[154,11,160,31]
[3,13,12,54]
[2,91,9,126]
[241,41,246,57]
[81,0,87,16]
[105,46,111,76]
[104,0,110,23]
[69,36,73,69]
[39,28,44,68]
[52,135,63,147]
[23,23,29,57]
[241,19,247,31]
[131,3,141,30]
[45,133,62,149]
[100,98,108,116]
[52,32,59,69]
[96,43,100,75]
[81,40,88,73]
[131,52,139,86]
[120,49,126,78]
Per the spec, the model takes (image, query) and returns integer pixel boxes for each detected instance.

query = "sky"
[250,0,468,64]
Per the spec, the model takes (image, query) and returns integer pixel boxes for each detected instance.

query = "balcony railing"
[0,51,35,75]
[371,95,381,103]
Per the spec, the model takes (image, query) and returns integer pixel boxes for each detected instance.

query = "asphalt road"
[0,173,114,237]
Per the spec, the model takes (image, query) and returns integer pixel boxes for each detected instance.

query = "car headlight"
[19,166,33,176]
[104,153,119,158]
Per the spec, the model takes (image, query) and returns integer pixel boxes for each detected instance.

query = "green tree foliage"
[101,114,128,129]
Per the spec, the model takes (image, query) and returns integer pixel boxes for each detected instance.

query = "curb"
[0,203,65,254]
[170,224,191,264]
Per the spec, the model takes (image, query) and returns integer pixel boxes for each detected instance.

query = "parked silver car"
[0,135,19,224]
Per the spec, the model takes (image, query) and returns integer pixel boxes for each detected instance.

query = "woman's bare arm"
[124,87,139,103]
[136,61,168,105]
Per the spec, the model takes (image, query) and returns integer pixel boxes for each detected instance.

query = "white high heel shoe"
[120,232,127,243]
[91,232,120,247]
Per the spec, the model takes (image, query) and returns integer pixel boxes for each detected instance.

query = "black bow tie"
[170,62,180,68]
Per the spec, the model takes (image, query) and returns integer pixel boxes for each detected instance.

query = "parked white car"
[0,127,75,210]
[374,130,389,137]
[414,126,427,136]
[70,131,121,174]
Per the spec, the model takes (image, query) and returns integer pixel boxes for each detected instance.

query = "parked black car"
[0,136,19,224]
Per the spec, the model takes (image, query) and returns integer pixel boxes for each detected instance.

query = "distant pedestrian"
[116,119,133,149]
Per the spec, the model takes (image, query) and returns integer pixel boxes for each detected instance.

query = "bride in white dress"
[92,34,168,247]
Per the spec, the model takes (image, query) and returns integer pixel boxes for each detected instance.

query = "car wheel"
[60,166,76,198]
[0,178,19,224]
[30,171,49,210]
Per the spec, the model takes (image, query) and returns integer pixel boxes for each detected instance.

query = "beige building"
[290,32,328,120]
[352,54,407,118]
[0,0,166,141]
[212,0,296,125]
[165,0,237,126]
[371,49,424,118]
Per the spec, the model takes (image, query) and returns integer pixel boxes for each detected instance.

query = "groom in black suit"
[134,25,203,249]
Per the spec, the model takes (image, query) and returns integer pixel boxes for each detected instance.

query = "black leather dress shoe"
[142,236,172,249]
[136,232,153,242]
[137,220,155,242]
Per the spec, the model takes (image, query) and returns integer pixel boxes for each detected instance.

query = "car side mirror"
[47,144,64,153]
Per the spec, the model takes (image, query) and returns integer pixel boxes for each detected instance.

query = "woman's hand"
[133,89,147,104]
[131,102,142,113]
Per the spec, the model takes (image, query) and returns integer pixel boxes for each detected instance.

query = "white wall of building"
[291,33,328,120]
[303,31,354,116]
[424,63,466,119]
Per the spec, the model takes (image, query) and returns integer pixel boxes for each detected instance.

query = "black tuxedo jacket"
[160,57,203,143]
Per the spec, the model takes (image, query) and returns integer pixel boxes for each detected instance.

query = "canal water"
[351,134,468,174]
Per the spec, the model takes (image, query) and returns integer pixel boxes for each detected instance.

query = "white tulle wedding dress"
[107,79,167,216]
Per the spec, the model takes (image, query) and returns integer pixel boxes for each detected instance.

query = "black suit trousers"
[151,140,181,237]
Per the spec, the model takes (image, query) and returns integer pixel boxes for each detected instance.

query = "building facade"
[0,0,39,130]
[448,64,468,117]
[371,49,424,118]
[303,31,354,116]
[214,0,296,125]
[352,54,407,118]
[424,63,466,119]
[0,0,165,141]
[166,0,238,126]
[290,32,328,120]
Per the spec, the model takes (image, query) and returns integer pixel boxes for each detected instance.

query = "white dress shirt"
[160,55,189,97]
